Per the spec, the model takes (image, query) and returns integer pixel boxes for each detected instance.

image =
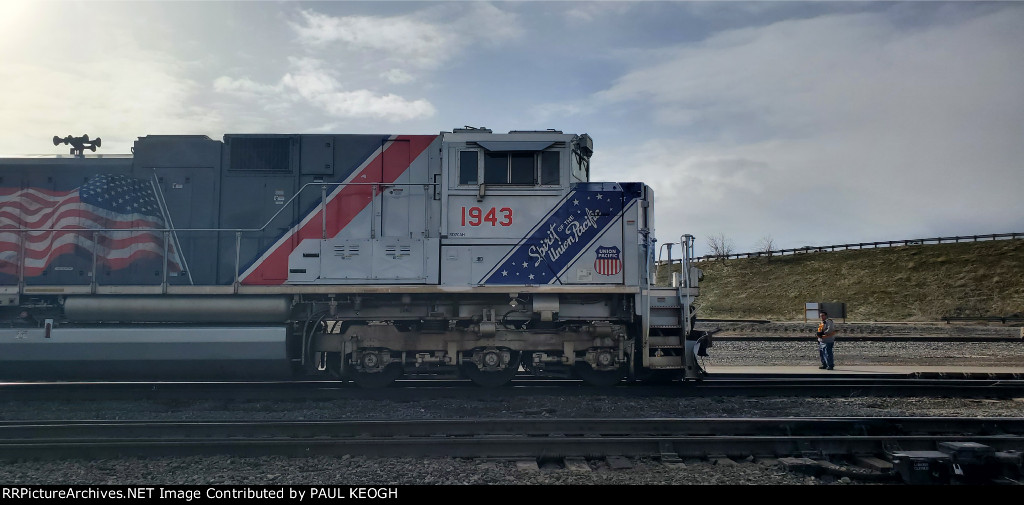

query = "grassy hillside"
[657,239,1024,322]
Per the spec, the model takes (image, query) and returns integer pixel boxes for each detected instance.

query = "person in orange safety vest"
[816,311,839,370]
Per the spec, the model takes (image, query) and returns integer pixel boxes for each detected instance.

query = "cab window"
[541,151,560,185]
[459,151,478,185]
[474,151,560,186]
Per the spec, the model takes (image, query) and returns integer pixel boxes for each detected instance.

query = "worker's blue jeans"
[818,339,835,368]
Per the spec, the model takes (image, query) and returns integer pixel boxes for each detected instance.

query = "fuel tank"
[63,295,292,323]
[0,325,292,380]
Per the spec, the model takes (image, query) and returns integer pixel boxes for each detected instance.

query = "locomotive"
[0,128,706,387]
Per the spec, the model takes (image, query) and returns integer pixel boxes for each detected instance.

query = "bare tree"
[755,235,776,257]
[705,233,734,260]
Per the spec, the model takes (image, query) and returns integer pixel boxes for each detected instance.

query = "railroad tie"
[563,457,592,472]
[658,441,684,465]
[605,455,634,469]
[515,459,539,471]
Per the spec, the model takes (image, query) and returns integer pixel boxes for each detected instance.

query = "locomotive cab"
[438,128,593,285]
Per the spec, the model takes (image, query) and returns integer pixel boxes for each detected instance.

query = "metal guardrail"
[686,232,1023,262]
[941,316,1024,324]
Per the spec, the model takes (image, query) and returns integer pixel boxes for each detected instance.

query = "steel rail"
[3,416,1024,437]
[0,417,1022,460]
[2,376,1024,401]
[3,435,1023,461]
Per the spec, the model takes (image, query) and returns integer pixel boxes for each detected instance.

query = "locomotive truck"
[0,128,706,387]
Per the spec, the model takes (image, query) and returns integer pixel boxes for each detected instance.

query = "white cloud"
[307,89,436,121]
[213,76,282,97]
[529,102,586,122]
[290,3,522,70]
[215,58,436,122]
[211,2,526,124]
[381,69,414,84]
[564,2,635,24]
[292,9,452,69]
[0,43,222,154]
[455,2,523,42]
[281,58,341,99]
[596,8,1024,254]
[280,57,436,121]
[600,10,1024,140]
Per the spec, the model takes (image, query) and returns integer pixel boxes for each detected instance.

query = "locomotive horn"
[51,134,101,156]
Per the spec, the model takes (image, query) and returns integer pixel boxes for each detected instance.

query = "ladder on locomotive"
[644,234,698,370]
[645,287,689,369]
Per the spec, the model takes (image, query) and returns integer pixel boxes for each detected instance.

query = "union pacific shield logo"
[594,246,622,276]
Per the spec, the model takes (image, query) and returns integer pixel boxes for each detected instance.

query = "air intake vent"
[385,245,412,259]
[333,244,360,258]
[229,137,292,172]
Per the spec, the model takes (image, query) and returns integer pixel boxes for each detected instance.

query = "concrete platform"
[704,365,1024,376]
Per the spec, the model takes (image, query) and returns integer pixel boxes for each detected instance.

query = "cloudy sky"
[2,1,1022,256]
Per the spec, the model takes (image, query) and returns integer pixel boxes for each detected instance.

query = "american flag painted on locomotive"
[238,135,437,285]
[0,174,180,278]
[594,246,622,276]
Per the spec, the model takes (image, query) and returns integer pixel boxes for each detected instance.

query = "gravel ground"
[703,321,1024,366]
[708,339,1024,367]
[704,321,1023,339]
[2,455,819,486]
[1,325,1022,486]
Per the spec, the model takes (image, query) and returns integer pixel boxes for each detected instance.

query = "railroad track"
[2,375,1024,401]
[1,417,1022,465]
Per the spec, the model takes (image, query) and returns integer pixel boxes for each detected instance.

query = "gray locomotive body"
[0,128,704,387]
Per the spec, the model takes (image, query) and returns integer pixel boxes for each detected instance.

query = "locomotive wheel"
[461,351,521,388]
[573,362,624,387]
[351,363,404,388]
